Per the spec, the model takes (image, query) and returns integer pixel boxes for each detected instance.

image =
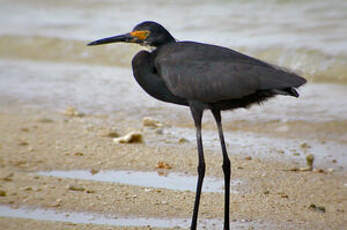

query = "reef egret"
[88,21,306,230]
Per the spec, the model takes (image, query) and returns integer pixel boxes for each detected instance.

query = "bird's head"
[88,21,175,47]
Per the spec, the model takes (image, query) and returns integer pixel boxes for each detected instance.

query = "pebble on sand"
[309,203,326,213]
[2,173,14,182]
[37,118,54,123]
[21,186,33,191]
[178,137,189,143]
[300,142,311,149]
[90,168,99,175]
[21,128,30,132]
[18,141,29,146]
[68,185,85,192]
[156,161,172,169]
[113,131,143,143]
[142,117,163,128]
[245,156,252,160]
[63,106,85,117]
[0,190,7,196]
[50,199,62,207]
[278,192,288,198]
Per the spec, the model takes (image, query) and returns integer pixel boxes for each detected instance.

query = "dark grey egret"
[88,21,306,230]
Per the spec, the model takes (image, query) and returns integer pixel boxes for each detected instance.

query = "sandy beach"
[0,104,346,229]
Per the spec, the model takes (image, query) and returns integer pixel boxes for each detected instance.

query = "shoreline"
[0,105,346,229]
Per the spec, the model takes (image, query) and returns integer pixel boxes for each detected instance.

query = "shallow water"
[0,205,278,229]
[0,205,204,228]
[1,59,347,124]
[1,0,347,122]
[1,0,347,82]
[164,127,347,171]
[36,170,242,193]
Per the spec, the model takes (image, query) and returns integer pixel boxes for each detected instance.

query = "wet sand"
[0,105,346,229]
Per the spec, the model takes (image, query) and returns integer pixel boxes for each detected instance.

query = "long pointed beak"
[87,33,132,46]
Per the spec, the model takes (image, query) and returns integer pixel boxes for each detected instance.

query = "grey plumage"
[154,41,305,104]
[88,21,307,230]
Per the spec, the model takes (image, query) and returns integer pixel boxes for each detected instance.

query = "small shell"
[113,131,143,143]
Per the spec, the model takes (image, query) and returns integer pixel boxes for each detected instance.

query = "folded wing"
[155,42,306,103]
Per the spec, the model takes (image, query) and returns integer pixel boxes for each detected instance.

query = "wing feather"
[155,42,306,103]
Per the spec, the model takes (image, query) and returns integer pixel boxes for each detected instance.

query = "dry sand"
[0,105,346,229]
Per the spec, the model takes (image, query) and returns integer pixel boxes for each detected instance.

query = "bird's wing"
[155,42,306,103]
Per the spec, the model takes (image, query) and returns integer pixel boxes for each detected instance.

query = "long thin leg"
[212,109,231,230]
[190,105,205,230]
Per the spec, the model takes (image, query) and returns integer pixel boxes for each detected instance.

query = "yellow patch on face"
[130,30,150,40]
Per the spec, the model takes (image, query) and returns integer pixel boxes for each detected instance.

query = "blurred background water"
[1,0,347,123]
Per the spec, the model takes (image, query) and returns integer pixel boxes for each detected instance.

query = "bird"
[88,21,306,230]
